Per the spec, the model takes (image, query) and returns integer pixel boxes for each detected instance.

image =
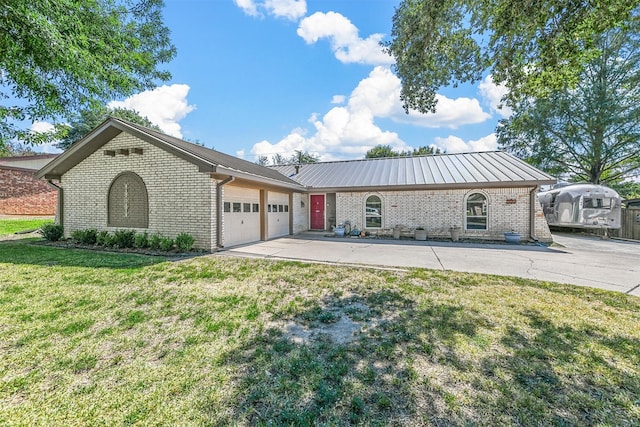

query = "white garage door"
[268,192,290,239]
[223,186,261,247]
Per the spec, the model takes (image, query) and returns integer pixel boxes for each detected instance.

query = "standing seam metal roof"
[271,151,555,189]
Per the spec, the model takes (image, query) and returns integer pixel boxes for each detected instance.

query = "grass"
[0,218,53,236]
[1,239,639,426]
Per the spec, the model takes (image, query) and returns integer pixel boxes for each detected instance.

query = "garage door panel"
[268,192,290,239]
[224,186,260,247]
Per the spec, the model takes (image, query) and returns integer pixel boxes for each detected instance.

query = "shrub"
[96,231,112,246]
[149,233,163,250]
[71,228,97,245]
[159,236,175,252]
[175,233,195,252]
[113,229,136,248]
[134,232,149,249]
[39,223,64,241]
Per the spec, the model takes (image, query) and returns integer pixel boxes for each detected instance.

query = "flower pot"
[393,226,401,239]
[415,229,427,241]
[504,232,522,244]
[449,226,460,242]
[334,227,345,237]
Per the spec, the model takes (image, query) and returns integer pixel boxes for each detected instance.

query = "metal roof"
[271,151,556,190]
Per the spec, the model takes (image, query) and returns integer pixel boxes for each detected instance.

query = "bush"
[39,223,64,241]
[113,229,136,248]
[71,228,97,245]
[96,231,112,246]
[175,233,195,252]
[134,232,149,249]
[149,233,163,250]
[159,236,175,252]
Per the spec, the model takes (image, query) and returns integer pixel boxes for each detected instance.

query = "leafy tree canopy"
[259,151,319,166]
[385,0,637,114]
[0,0,176,149]
[498,20,640,185]
[56,105,161,150]
[365,144,442,158]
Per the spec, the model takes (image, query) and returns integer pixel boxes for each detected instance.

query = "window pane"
[267,205,271,212]
[253,203,260,212]
[224,202,231,213]
[466,193,487,230]
[233,202,241,213]
[243,203,251,212]
[365,195,382,228]
[278,204,283,212]
[284,205,289,212]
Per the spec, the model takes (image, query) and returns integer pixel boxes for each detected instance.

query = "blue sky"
[37,0,511,161]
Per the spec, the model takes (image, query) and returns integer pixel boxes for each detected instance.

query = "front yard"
[1,238,639,425]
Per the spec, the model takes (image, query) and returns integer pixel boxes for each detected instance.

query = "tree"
[365,144,442,158]
[0,0,176,150]
[255,156,269,166]
[0,141,38,157]
[289,150,319,164]
[497,23,640,185]
[385,0,637,114]
[57,105,161,150]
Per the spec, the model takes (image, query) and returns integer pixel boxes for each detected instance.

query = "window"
[108,172,148,228]
[252,203,260,213]
[284,205,289,212]
[233,202,241,213]
[267,205,272,212]
[243,203,251,212]
[466,193,487,230]
[584,197,611,209]
[365,195,382,228]
[278,204,283,212]
[224,202,231,213]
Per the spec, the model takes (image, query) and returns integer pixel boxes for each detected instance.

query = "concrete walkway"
[220,233,640,296]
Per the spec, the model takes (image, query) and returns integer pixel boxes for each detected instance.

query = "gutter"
[216,176,235,249]
[47,180,63,227]
[529,186,539,242]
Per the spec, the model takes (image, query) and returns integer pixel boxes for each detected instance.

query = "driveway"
[219,233,640,296]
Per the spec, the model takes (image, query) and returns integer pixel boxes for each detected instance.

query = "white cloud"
[479,75,512,118]
[248,66,492,161]
[29,121,62,154]
[265,0,306,20]
[434,133,498,153]
[234,0,306,20]
[350,66,490,129]
[234,0,259,17]
[108,84,195,138]
[297,12,393,65]
[331,95,346,104]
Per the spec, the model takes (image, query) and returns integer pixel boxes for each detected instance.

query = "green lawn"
[1,240,639,426]
[0,218,53,236]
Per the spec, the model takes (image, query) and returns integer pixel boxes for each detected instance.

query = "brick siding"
[61,133,216,250]
[0,167,57,215]
[336,187,552,241]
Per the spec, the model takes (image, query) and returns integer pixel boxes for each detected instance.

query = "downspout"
[216,176,235,249]
[529,186,539,242]
[47,180,63,227]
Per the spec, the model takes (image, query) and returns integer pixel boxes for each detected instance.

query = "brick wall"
[292,192,308,234]
[0,167,57,215]
[61,133,216,250]
[336,187,552,241]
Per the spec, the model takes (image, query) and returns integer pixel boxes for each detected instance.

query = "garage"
[267,191,290,239]
[223,186,261,247]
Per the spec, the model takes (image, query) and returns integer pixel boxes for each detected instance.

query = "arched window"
[466,193,487,230]
[365,195,382,228]
[108,172,148,228]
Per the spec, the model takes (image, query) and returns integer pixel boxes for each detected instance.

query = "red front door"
[310,195,325,230]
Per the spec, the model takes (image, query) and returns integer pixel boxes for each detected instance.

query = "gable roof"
[36,118,303,190]
[273,151,556,191]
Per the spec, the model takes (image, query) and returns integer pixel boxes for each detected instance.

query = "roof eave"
[306,179,556,193]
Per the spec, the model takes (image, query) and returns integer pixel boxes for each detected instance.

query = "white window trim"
[464,191,489,231]
[364,193,383,229]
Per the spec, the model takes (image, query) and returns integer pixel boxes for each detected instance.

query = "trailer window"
[584,197,611,209]
[466,193,487,230]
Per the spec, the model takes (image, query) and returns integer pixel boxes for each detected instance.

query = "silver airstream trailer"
[538,183,622,229]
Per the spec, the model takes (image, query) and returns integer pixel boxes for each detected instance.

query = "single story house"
[36,118,556,250]
[0,154,59,215]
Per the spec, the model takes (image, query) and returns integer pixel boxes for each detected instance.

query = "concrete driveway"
[220,233,640,296]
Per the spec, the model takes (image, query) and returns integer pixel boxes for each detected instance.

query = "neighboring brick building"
[36,118,555,251]
[0,154,58,215]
